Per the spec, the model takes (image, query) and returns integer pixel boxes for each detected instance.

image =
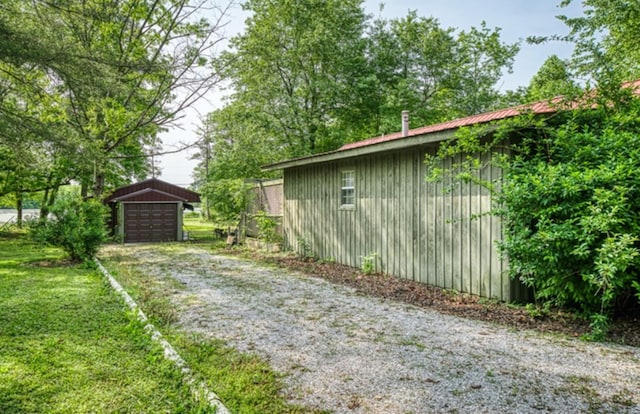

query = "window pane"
[340,170,355,207]
[341,188,354,205]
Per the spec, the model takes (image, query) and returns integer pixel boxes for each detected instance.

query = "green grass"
[0,233,213,413]
[99,244,325,414]
[183,215,226,244]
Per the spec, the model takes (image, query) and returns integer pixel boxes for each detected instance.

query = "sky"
[156,0,583,187]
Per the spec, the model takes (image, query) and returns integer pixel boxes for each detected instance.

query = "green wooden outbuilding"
[263,103,558,302]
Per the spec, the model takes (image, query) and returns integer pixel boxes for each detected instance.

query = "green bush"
[427,99,640,334]
[202,178,250,225]
[499,109,640,321]
[30,194,108,263]
[254,210,282,244]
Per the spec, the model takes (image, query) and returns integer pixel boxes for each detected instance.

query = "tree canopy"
[0,0,230,219]
[193,1,520,193]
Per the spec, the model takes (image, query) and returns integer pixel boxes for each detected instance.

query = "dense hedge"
[428,97,640,337]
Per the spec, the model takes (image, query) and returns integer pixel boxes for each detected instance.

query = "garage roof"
[105,178,201,203]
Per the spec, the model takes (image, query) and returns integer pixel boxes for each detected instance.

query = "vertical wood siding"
[283,146,517,301]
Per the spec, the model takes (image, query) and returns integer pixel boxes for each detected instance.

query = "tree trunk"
[16,192,23,228]
[93,172,105,199]
[40,184,59,221]
[81,181,89,199]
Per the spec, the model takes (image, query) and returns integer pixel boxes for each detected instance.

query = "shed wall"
[283,147,517,301]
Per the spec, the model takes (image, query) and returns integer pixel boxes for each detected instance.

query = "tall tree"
[384,12,458,128]
[526,54,578,101]
[218,0,369,156]
[0,0,231,205]
[450,22,520,116]
[537,0,640,86]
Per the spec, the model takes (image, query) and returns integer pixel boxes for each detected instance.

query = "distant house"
[105,178,200,243]
[263,103,561,302]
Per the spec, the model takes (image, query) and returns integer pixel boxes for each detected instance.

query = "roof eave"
[263,128,459,171]
[112,188,188,202]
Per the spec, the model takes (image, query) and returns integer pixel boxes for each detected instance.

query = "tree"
[428,0,640,338]
[384,12,458,127]
[0,0,232,209]
[191,102,282,222]
[217,0,369,156]
[526,55,578,101]
[361,13,519,133]
[450,22,520,116]
[566,0,640,77]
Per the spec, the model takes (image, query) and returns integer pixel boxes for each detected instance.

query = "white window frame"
[340,169,356,209]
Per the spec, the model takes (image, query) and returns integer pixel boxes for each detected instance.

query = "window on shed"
[340,170,355,208]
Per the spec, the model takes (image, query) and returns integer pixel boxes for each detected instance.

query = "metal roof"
[262,98,560,171]
[339,100,559,151]
[262,80,640,171]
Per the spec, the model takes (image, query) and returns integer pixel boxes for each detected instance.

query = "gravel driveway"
[103,244,640,413]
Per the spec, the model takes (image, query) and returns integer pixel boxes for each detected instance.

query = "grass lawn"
[183,215,224,243]
[0,232,213,413]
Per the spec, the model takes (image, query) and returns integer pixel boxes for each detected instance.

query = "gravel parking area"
[103,244,640,413]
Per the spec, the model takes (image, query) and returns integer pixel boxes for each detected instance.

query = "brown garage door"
[124,203,178,243]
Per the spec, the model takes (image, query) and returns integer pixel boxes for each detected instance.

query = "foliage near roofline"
[426,86,640,339]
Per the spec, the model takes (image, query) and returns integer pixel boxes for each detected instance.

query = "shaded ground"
[234,250,640,348]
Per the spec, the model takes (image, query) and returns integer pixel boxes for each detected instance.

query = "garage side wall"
[283,147,518,301]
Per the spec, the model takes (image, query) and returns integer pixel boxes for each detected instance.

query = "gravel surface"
[105,244,640,413]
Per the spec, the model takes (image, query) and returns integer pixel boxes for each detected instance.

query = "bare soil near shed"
[102,244,640,413]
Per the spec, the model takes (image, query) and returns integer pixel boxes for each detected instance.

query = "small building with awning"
[105,178,200,243]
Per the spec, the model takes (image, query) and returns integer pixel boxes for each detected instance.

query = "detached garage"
[105,178,200,243]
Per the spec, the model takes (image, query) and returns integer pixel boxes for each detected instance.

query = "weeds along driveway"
[101,244,640,414]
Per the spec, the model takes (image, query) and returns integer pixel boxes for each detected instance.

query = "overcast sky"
[157,0,583,186]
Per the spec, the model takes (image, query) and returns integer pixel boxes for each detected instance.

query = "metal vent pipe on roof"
[402,110,409,137]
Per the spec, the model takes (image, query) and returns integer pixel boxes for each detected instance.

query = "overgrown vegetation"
[428,92,640,338]
[29,192,108,264]
[0,233,212,413]
[502,104,640,338]
[425,0,640,338]
[254,210,282,244]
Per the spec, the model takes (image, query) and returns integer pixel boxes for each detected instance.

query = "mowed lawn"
[0,233,213,414]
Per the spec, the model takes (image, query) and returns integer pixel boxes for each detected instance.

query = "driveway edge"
[95,258,231,414]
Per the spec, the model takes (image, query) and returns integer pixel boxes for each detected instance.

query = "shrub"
[427,99,640,335]
[499,111,640,322]
[254,210,282,244]
[201,178,250,225]
[30,194,108,263]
